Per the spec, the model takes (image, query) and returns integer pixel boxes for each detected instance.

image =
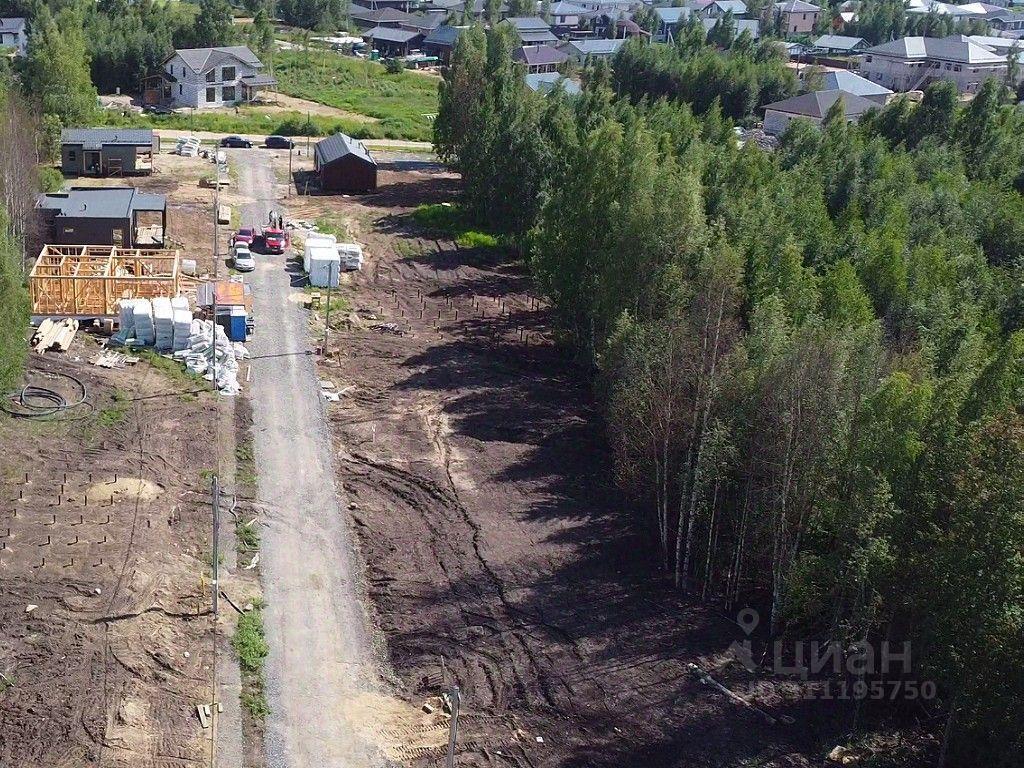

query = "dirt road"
[230,149,385,767]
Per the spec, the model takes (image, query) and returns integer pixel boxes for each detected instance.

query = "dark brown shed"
[314,134,378,194]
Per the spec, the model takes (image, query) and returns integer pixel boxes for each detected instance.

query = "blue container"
[228,306,248,341]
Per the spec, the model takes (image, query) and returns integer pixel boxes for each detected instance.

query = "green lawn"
[272,49,439,141]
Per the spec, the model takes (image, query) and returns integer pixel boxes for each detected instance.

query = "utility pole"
[287,143,293,198]
[306,111,311,155]
[445,686,461,768]
[211,475,220,615]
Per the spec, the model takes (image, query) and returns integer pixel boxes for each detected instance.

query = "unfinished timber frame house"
[29,245,181,317]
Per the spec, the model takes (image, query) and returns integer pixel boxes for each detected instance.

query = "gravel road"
[230,148,383,768]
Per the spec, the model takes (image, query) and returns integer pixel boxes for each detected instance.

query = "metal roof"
[363,25,423,42]
[0,17,25,33]
[774,0,819,11]
[350,4,416,21]
[821,70,893,97]
[169,46,262,73]
[865,34,1007,63]
[701,17,760,39]
[61,128,154,150]
[514,44,569,66]
[240,73,278,87]
[505,16,552,29]
[560,38,626,55]
[315,134,377,167]
[549,1,588,14]
[37,187,166,219]
[813,34,868,50]
[424,24,462,46]
[656,6,691,23]
[524,72,582,95]
[763,89,878,119]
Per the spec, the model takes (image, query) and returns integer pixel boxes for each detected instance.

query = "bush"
[37,166,64,193]
[384,57,405,75]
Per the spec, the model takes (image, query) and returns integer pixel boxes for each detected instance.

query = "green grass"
[236,518,260,551]
[136,348,210,399]
[235,438,257,492]
[96,388,129,428]
[272,49,438,141]
[412,203,501,249]
[233,599,270,721]
[314,215,348,239]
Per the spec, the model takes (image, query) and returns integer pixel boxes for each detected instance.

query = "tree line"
[436,22,1024,766]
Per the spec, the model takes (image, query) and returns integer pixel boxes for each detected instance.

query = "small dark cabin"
[36,187,167,247]
[61,128,158,177]
[314,134,378,194]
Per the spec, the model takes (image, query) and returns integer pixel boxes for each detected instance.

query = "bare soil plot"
[0,332,222,767]
[296,163,850,767]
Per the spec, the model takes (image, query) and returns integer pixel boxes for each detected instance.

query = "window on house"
[222,85,236,102]
[112,229,123,245]
[179,84,183,95]
[68,150,77,162]
[954,65,961,71]
[206,69,216,82]
[222,66,236,81]
[206,87,216,102]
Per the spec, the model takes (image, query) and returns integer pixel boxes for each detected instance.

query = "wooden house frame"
[29,245,180,317]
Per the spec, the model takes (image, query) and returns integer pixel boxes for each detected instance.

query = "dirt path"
[308,166,844,767]
[230,150,385,767]
[154,129,432,154]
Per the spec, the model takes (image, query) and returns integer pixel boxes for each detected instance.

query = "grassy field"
[272,49,438,141]
[95,49,438,141]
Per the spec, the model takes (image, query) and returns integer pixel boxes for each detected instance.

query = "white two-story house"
[161,46,276,109]
[0,18,27,56]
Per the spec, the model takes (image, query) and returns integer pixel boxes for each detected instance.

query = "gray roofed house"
[423,24,463,62]
[36,187,167,247]
[502,16,558,44]
[513,44,569,72]
[548,1,587,30]
[558,37,626,60]
[698,0,749,18]
[314,134,378,193]
[524,71,582,96]
[363,25,425,55]
[811,34,869,53]
[349,4,417,27]
[0,17,27,55]
[861,34,1010,93]
[762,89,878,135]
[60,129,158,177]
[702,16,760,40]
[654,6,691,41]
[773,0,820,34]
[162,45,274,109]
[820,70,894,103]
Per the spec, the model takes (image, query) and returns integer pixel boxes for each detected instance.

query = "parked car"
[262,227,289,254]
[220,135,252,148]
[232,244,255,272]
[264,135,295,150]
[231,227,255,247]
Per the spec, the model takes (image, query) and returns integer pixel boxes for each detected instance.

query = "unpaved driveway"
[229,148,384,767]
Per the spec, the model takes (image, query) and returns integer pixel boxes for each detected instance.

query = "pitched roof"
[0,17,25,33]
[549,1,588,14]
[315,134,376,167]
[514,43,569,66]
[61,128,154,150]
[350,4,416,22]
[506,15,552,29]
[763,89,878,119]
[171,46,262,72]
[656,6,691,23]
[774,0,819,11]
[701,17,760,38]
[812,34,867,50]
[706,0,748,14]
[560,38,626,56]
[524,71,582,95]
[821,69,893,97]
[363,25,424,42]
[424,24,462,46]
[37,187,165,219]
[865,34,1007,63]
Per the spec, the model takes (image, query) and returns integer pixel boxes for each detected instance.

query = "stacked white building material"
[153,297,174,351]
[173,319,249,396]
[171,297,192,352]
[131,299,155,346]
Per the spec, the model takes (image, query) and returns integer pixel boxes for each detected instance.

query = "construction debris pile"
[30,318,79,354]
[173,320,249,396]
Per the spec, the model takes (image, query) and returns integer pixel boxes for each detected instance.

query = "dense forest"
[436,23,1024,767]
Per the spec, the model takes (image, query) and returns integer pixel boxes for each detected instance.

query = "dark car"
[264,135,295,149]
[220,135,252,148]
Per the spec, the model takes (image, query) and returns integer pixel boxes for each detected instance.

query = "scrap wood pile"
[31,318,79,354]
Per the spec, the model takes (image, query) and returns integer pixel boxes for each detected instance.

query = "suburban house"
[36,188,167,247]
[988,10,1024,32]
[773,0,820,35]
[860,35,1009,93]
[363,26,424,56]
[811,34,869,54]
[547,1,587,32]
[0,17,27,55]
[514,44,569,72]
[525,71,582,95]
[160,46,276,109]
[761,89,878,135]
[401,11,447,34]
[357,0,412,10]
[820,69,894,103]
[696,0,750,20]
[702,16,760,39]
[502,16,558,44]
[654,6,691,42]
[349,4,416,28]
[558,37,626,60]
[314,134,378,194]
[60,129,158,177]
[423,25,463,63]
